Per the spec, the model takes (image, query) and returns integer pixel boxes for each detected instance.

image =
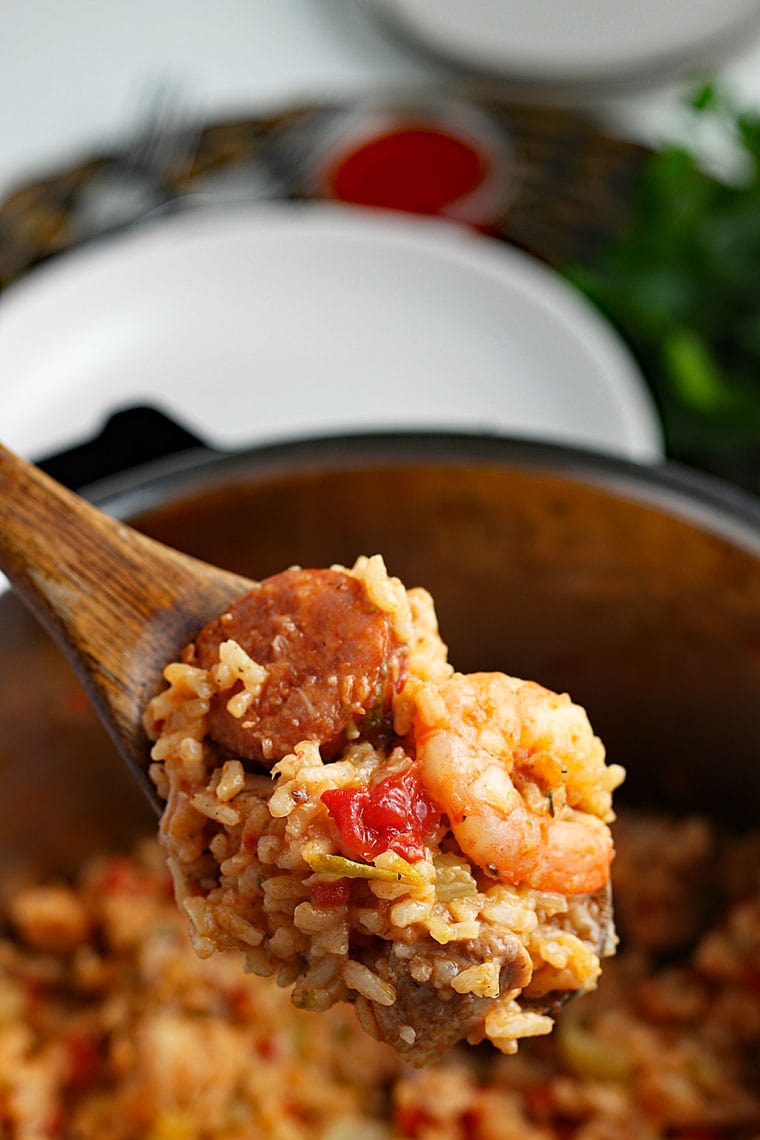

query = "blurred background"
[2,0,760,491]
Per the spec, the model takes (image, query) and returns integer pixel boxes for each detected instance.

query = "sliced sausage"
[354,929,533,1066]
[191,567,407,765]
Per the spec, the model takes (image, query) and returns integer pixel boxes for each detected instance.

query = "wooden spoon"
[0,440,252,811]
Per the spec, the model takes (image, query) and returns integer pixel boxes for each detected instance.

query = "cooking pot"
[2,416,760,898]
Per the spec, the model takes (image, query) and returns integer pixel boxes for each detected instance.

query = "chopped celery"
[306,850,424,885]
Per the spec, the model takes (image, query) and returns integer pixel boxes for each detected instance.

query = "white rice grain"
[343,960,396,1007]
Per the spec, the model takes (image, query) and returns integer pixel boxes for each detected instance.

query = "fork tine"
[73,82,199,239]
[127,82,197,179]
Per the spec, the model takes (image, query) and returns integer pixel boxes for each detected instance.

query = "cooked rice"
[1,811,758,1138]
[140,556,627,1064]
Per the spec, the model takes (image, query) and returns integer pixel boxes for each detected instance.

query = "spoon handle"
[0,441,251,802]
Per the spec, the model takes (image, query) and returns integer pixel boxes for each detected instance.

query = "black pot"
[2,415,760,890]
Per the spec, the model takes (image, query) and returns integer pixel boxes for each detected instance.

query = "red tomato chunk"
[321,767,440,863]
[312,879,351,908]
[65,1028,101,1089]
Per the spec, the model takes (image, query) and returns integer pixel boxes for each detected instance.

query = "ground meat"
[191,568,408,765]
[356,930,533,1066]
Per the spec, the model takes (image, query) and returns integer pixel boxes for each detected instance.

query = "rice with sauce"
[143,556,623,1063]
[1,810,758,1138]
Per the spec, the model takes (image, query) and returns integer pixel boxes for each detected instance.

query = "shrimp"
[413,673,622,895]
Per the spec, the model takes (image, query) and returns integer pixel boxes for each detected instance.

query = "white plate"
[0,203,661,461]
[372,0,760,87]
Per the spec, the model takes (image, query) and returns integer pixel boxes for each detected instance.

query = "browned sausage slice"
[190,568,408,765]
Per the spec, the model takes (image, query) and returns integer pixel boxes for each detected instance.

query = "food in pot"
[2,811,758,1138]
[144,557,624,1063]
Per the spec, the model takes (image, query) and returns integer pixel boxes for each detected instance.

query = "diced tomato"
[460,1108,482,1140]
[395,1104,431,1137]
[227,984,253,1020]
[312,878,351,907]
[525,1084,555,1119]
[65,1027,101,1088]
[363,777,415,830]
[321,766,440,863]
[254,1035,280,1061]
[97,857,150,896]
[242,829,258,852]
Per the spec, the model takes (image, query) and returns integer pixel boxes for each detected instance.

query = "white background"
[3,0,760,201]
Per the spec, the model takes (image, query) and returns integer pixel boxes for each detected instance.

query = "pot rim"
[73,430,760,557]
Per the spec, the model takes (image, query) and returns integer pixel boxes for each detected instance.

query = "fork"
[73,84,200,240]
